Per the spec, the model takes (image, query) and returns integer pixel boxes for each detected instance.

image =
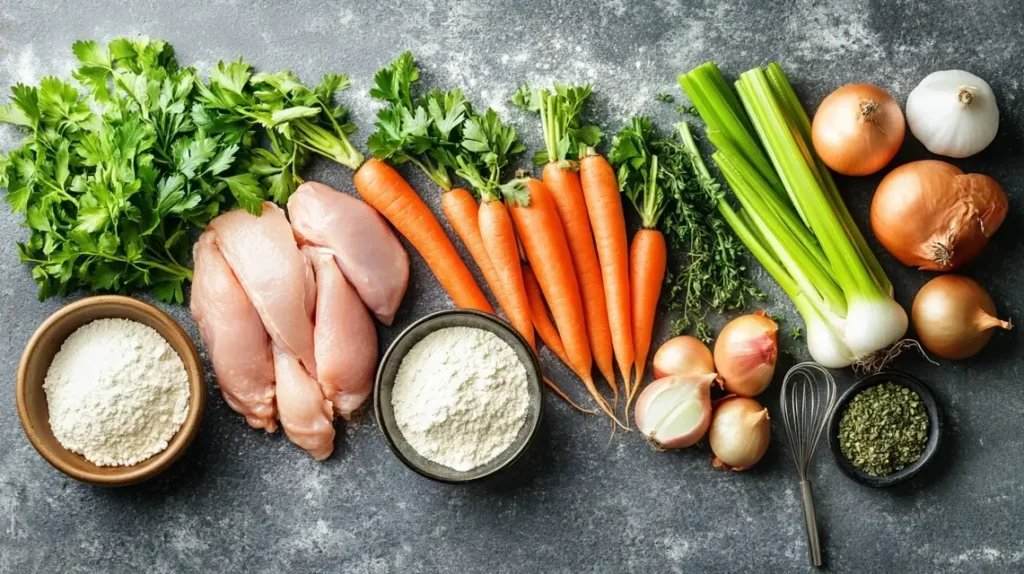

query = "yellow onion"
[912,274,1012,360]
[871,160,1007,271]
[652,336,716,379]
[811,83,905,176]
[709,396,770,471]
[634,373,717,450]
[714,311,778,397]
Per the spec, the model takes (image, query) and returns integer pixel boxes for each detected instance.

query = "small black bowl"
[827,371,942,488]
[374,309,543,483]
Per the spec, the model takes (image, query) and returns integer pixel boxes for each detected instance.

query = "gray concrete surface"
[1,0,1022,572]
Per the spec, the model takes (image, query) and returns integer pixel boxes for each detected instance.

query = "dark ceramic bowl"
[827,371,942,487]
[374,310,543,483]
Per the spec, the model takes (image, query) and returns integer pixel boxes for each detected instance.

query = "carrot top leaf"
[454,109,525,203]
[612,117,762,341]
[368,52,468,190]
[511,84,602,166]
[609,116,665,229]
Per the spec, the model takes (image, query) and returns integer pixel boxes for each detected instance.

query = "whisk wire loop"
[779,361,838,568]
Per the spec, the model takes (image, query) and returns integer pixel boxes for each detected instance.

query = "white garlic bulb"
[905,70,999,158]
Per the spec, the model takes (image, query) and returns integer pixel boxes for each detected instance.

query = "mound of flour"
[44,318,191,466]
[391,326,529,472]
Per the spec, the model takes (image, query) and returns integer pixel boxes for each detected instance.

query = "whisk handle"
[799,479,823,567]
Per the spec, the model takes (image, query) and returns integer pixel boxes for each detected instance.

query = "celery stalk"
[763,63,891,295]
[680,63,779,190]
[735,68,878,297]
[679,61,907,367]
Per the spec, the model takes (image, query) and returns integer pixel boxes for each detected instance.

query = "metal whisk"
[780,362,837,568]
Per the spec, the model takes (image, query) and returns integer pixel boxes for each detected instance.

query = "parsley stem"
[80,251,193,280]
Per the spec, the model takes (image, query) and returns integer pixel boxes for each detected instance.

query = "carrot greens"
[610,117,759,341]
[367,51,470,191]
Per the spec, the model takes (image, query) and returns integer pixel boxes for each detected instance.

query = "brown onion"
[652,336,715,379]
[714,311,778,397]
[811,83,905,176]
[634,374,717,450]
[912,274,1012,360]
[871,160,1007,271]
[709,396,771,471]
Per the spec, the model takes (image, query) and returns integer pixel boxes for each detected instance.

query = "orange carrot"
[542,163,617,398]
[443,187,589,413]
[628,228,667,407]
[441,186,508,304]
[478,198,535,351]
[509,178,615,420]
[523,263,569,367]
[579,153,635,395]
[354,159,492,313]
[543,377,598,415]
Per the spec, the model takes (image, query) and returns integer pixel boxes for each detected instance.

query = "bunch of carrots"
[350,53,672,424]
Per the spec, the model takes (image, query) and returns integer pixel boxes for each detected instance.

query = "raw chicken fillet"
[191,231,277,432]
[209,203,318,374]
[191,186,408,460]
[273,344,336,461]
[289,182,409,325]
[306,247,377,420]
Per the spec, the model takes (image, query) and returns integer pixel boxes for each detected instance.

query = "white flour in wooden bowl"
[43,318,191,466]
[391,326,529,472]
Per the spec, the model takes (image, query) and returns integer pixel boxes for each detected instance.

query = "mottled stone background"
[1,1,1022,572]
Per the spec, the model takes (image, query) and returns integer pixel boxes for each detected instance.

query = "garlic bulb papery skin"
[906,70,999,158]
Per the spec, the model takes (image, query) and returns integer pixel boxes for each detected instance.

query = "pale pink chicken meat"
[305,247,377,419]
[190,230,277,432]
[272,344,335,460]
[288,182,409,325]
[208,203,317,374]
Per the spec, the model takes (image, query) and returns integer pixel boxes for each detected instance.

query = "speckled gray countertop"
[1,1,1022,572]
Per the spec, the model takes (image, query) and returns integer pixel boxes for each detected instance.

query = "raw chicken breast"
[288,182,409,325]
[305,247,377,419]
[191,231,277,432]
[272,344,335,460]
[209,203,317,374]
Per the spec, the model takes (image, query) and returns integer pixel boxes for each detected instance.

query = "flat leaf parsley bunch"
[0,37,361,302]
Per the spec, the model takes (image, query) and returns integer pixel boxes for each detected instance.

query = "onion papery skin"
[714,312,778,397]
[634,374,717,450]
[652,336,716,379]
[709,396,771,472]
[811,83,905,176]
[912,274,1012,360]
[871,160,1008,271]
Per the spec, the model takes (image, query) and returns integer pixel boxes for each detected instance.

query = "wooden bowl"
[16,295,205,486]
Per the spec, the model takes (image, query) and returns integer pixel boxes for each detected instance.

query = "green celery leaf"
[72,40,113,101]
[26,205,52,232]
[5,84,41,127]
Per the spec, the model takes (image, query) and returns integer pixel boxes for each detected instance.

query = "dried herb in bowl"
[838,382,929,477]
